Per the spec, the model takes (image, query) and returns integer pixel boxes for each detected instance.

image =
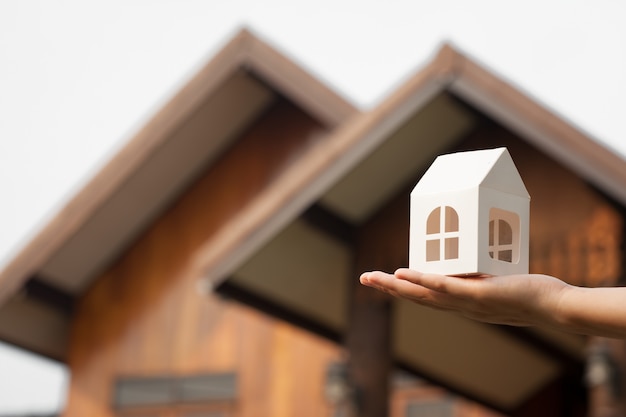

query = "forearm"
[554,286,626,338]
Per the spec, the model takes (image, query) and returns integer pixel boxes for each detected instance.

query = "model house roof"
[0,29,625,414]
[413,147,530,197]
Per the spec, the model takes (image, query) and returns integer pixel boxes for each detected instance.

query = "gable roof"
[192,43,626,295]
[0,28,356,360]
[412,147,530,197]
[0,28,356,304]
[193,43,625,412]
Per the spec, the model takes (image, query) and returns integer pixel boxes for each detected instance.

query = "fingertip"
[395,268,419,280]
[359,272,370,285]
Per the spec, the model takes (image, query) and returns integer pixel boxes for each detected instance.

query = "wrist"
[547,281,580,332]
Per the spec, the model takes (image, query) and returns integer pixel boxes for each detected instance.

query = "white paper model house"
[409,148,530,276]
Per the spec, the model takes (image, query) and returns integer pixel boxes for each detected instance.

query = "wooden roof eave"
[0,28,357,304]
[444,45,626,206]
[242,30,356,128]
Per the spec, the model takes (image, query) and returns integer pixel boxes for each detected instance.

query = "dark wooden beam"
[25,275,75,315]
[345,278,392,417]
[301,203,357,246]
[216,279,341,343]
[344,190,409,417]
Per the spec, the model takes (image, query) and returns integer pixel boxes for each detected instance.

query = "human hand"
[360,269,571,328]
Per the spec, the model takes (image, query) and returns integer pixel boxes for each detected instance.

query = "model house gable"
[480,149,530,198]
[410,147,530,276]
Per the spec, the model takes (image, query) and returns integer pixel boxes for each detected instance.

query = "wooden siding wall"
[62,99,341,417]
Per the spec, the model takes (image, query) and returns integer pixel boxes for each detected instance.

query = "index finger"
[361,270,432,299]
[394,268,485,297]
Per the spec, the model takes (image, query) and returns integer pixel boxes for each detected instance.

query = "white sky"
[0,0,625,413]
[0,341,68,413]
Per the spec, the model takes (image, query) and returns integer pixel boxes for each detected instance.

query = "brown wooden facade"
[63,100,342,417]
[62,99,510,417]
[1,29,626,417]
[60,98,625,417]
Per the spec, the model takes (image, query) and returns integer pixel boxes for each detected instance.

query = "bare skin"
[360,268,626,339]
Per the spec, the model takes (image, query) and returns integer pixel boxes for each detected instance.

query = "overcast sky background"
[1,0,625,413]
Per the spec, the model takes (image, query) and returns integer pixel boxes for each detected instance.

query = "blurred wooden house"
[1,29,625,417]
